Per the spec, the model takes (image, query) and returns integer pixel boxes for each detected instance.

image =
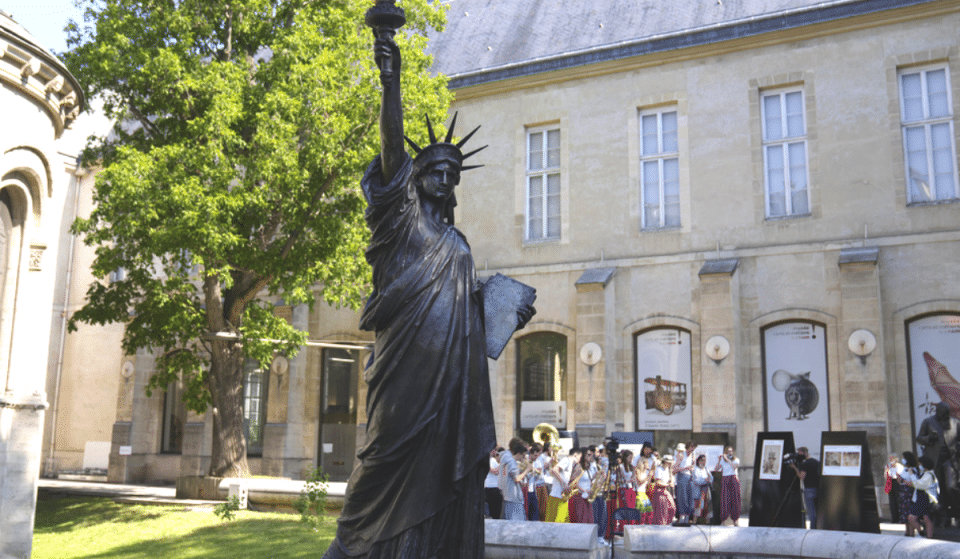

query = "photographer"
[789,447,820,529]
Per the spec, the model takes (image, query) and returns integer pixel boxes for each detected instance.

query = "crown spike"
[460,164,484,171]
[462,145,488,160]
[456,124,481,148]
[444,112,459,144]
[404,135,422,153]
[425,114,437,144]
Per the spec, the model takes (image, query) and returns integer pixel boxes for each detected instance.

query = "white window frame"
[525,126,561,242]
[761,88,810,218]
[639,107,680,230]
[899,64,959,204]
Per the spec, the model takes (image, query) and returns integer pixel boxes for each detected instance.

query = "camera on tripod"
[602,437,620,461]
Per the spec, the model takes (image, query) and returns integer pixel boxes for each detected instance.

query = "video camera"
[602,437,620,461]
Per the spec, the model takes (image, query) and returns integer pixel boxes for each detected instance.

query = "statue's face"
[417,161,460,201]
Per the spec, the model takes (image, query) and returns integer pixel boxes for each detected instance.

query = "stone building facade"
[0,9,84,558]
[47,0,960,521]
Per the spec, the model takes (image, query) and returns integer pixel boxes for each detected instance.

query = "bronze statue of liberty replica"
[322,4,535,558]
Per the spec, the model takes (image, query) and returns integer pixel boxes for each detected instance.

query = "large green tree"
[64,0,452,477]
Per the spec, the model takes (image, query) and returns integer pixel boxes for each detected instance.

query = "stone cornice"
[0,28,84,138]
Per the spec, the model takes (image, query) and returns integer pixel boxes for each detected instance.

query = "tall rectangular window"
[762,89,809,218]
[161,379,186,454]
[639,109,680,229]
[526,127,561,241]
[243,360,268,456]
[900,66,958,203]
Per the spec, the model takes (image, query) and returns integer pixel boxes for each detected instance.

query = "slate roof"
[425,0,938,88]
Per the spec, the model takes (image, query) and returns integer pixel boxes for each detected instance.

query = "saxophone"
[561,466,586,502]
[586,463,610,503]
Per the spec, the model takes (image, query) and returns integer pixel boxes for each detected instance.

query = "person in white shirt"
[906,455,939,538]
[672,442,697,526]
[691,454,713,524]
[714,446,740,525]
[651,454,676,525]
[885,453,904,524]
[546,447,581,522]
[569,446,596,525]
[484,446,503,519]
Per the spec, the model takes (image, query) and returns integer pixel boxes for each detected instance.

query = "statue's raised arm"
[373,35,405,184]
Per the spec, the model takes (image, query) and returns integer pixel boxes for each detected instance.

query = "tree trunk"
[207,338,250,478]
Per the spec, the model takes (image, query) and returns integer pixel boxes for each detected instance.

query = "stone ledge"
[485,519,604,559]
[621,525,960,558]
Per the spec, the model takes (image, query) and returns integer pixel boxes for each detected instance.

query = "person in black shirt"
[793,446,820,529]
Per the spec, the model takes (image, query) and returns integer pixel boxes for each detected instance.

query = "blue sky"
[3,1,86,54]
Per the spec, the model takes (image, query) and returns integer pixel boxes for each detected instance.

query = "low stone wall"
[621,525,960,559]
[485,519,605,559]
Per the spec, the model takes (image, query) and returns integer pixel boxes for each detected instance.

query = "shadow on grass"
[35,496,165,533]
[78,516,336,559]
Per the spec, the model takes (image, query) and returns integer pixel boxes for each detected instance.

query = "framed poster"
[906,314,960,444]
[635,328,692,430]
[759,439,784,480]
[697,444,725,472]
[822,444,861,477]
[762,321,829,457]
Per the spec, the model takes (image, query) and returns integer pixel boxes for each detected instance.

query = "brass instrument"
[586,462,610,503]
[533,423,560,448]
[561,465,586,502]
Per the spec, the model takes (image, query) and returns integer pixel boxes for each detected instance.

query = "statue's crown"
[405,113,487,176]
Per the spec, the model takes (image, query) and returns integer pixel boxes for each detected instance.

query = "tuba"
[533,423,560,448]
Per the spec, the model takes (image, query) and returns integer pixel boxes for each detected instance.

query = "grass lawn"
[33,496,337,559]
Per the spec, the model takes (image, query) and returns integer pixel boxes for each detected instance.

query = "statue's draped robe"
[328,154,495,558]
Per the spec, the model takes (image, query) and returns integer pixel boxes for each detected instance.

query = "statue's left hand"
[516,304,536,331]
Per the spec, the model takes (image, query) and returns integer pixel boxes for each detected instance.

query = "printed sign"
[822,444,861,477]
[635,328,692,430]
[762,322,829,458]
[907,314,960,448]
[759,439,784,480]
[519,400,567,429]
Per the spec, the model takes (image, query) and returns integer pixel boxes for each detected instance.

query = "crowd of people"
[885,450,941,538]
[484,438,742,544]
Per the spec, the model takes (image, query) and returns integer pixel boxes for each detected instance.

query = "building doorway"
[319,347,359,481]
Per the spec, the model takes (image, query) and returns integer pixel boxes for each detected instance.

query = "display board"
[818,431,880,533]
[749,432,803,528]
[635,328,692,430]
[761,321,830,457]
[906,314,960,444]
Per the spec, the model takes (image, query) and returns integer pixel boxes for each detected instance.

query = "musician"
[545,447,581,522]
[690,454,713,525]
[634,450,655,524]
[526,443,544,521]
[651,454,676,525]
[672,441,697,526]
[589,445,609,546]
[714,446,741,525]
[484,446,503,519]
[607,450,639,536]
[499,438,530,521]
[569,447,596,525]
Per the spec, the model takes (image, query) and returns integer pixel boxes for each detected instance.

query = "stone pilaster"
[697,258,740,440]
[574,268,616,443]
[0,392,48,559]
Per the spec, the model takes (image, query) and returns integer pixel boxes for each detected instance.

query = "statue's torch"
[365,0,406,82]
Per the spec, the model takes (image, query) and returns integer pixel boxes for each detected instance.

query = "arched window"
[242,359,269,456]
[516,332,567,431]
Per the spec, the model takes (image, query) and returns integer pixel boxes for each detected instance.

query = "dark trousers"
[485,487,503,520]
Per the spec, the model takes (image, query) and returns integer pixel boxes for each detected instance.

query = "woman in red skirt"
[714,446,741,525]
[651,454,676,525]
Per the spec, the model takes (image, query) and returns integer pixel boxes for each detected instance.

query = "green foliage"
[292,465,329,531]
[213,495,242,521]
[62,0,453,434]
